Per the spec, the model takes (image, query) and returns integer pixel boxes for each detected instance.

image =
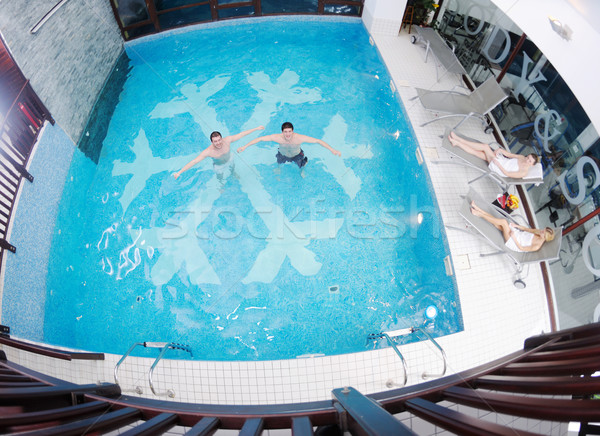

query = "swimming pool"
[42,17,462,360]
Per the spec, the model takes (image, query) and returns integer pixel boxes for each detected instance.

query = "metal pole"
[563,207,600,235]
[30,0,72,34]
[496,32,527,83]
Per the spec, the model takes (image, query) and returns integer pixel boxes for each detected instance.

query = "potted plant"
[411,0,439,26]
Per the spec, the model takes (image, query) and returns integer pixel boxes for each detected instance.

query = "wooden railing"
[0,335,104,361]
[0,322,598,434]
[109,0,364,41]
[0,40,54,266]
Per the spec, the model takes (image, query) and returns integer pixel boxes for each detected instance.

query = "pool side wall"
[0,0,123,144]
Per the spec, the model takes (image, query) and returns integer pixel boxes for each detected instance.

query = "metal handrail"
[114,341,193,397]
[148,342,193,398]
[411,327,448,379]
[368,326,448,385]
[114,342,145,394]
[367,329,410,387]
[30,0,72,34]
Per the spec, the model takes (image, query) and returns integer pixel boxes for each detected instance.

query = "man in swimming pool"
[236,122,341,168]
[173,126,264,179]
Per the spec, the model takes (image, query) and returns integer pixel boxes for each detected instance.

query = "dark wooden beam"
[475,375,600,396]
[444,386,600,421]
[501,355,600,376]
[0,401,110,429]
[405,397,540,436]
[0,336,104,361]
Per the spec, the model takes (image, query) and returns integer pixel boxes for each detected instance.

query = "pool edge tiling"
[0,24,551,405]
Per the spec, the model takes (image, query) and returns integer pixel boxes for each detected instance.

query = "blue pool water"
[43,17,463,360]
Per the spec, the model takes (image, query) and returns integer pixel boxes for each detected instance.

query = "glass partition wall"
[109,0,364,40]
[435,0,600,329]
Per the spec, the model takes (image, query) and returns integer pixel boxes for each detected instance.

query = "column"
[362,0,408,36]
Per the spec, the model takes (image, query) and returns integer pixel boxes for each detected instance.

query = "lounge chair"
[436,128,544,190]
[411,77,508,130]
[410,26,467,80]
[447,188,562,288]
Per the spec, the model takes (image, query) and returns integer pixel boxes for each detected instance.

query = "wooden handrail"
[33,407,143,435]
[475,375,600,395]
[523,343,600,362]
[85,392,338,429]
[0,401,110,428]
[405,397,532,436]
[0,383,120,400]
[0,336,104,361]
[0,322,596,434]
[523,321,600,349]
[443,386,600,421]
[501,355,600,376]
[0,80,29,136]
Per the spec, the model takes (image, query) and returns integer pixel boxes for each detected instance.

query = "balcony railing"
[0,41,54,265]
[0,322,598,434]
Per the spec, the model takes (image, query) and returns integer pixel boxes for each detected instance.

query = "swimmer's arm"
[237,134,278,153]
[173,150,209,179]
[226,126,265,143]
[297,134,341,156]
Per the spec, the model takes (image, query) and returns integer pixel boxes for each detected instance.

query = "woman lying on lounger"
[448,131,539,179]
[470,201,554,252]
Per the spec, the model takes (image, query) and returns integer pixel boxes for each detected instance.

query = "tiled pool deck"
[0,26,551,408]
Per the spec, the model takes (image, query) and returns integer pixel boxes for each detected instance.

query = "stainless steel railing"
[367,326,447,386]
[114,341,193,398]
[30,0,72,34]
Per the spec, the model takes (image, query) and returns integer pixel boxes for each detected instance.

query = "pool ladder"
[367,327,447,388]
[114,342,193,398]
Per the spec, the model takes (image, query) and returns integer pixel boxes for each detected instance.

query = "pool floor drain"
[329,285,340,294]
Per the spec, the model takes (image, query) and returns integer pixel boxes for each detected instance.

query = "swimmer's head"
[544,227,555,242]
[210,131,223,148]
[526,153,539,166]
[281,122,294,141]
